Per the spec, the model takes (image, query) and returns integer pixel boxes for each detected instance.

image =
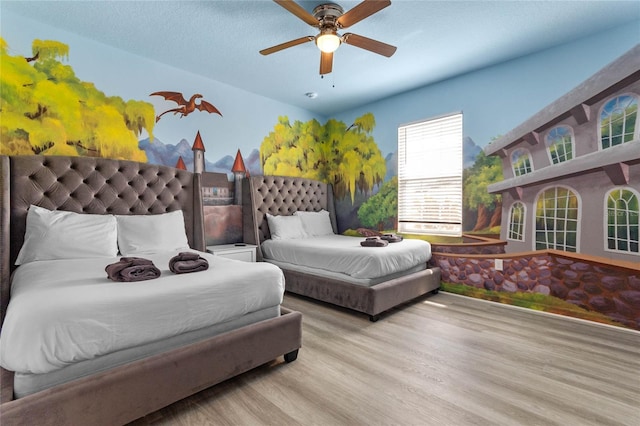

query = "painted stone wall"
[432,249,640,330]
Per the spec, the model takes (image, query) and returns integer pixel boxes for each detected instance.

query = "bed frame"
[242,175,441,321]
[0,155,302,426]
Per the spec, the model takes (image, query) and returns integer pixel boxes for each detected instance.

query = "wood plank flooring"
[129,292,640,426]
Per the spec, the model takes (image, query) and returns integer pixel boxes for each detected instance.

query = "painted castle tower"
[232,149,248,205]
[192,131,205,174]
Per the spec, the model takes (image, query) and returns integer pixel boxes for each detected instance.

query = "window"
[397,112,463,236]
[606,188,639,255]
[600,94,638,149]
[546,125,574,164]
[508,202,526,241]
[511,148,533,176]
[534,186,579,252]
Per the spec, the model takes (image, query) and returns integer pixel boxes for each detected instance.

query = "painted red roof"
[192,131,205,151]
[231,149,247,173]
[175,156,187,170]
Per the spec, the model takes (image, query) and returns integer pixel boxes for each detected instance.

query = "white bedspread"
[261,235,431,279]
[0,250,284,375]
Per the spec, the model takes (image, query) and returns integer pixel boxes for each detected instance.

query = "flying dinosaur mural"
[150,91,222,122]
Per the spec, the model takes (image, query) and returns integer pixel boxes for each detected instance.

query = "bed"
[0,155,302,426]
[242,175,441,321]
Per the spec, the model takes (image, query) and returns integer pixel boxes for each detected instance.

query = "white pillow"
[266,213,308,240]
[15,205,118,265]
[116,210,190,255]
[294,210,334,236]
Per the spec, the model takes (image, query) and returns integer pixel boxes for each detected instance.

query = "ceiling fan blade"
[342,33,396,57]
[320,51,333,75]
[274,0,319,26]
[337,0,391,28]
[260,36,314,55]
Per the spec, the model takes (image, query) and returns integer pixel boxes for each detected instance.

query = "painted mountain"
[385,151,397,181]
[463,136,482,169]
[208,148,262,177]
[140,135,478,178]
[139,138,262,176]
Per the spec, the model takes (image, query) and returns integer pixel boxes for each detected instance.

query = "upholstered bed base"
[283,268,440,320]
[0,308,302,426]
[243,175,441,321]
[0,156,302,425]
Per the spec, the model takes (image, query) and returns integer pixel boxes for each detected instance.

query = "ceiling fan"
[260,0,397,75]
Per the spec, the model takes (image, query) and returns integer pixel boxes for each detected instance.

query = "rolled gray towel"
[106,257,161,282]
[360,237,389,247]
[169,252,209,274]
[380,233,403,243]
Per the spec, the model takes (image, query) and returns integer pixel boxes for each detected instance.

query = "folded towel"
[360,236,389,247]
[105,257,161,282]
[169,252,209,274]
[380,233,403,243]
[356,228,383,237]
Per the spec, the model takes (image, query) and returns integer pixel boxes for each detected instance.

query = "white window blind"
[398,112,463,236]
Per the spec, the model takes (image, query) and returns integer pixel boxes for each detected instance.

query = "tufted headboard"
[242,176,338,261]
[0,155,205,323]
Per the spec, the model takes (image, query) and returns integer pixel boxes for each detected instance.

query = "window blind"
[397,112,463,236]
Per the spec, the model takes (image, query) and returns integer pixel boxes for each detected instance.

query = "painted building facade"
[485,46,640,264]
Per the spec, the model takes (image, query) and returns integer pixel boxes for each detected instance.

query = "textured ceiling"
[3,0,639,116]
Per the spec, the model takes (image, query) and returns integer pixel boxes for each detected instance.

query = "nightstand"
[206,243,257,262]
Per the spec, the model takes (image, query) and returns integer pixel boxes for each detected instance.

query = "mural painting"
[1,38,154,159]
[1,31,638,330]
[259,113,396,233]
[260,113,386,201]
[0,37,242,246]
[437,48,640,330]
[151,91,221,123]
[152,93,242,246]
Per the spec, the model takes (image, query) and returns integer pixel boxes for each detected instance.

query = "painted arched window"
[546,125,574,164]
[535,186,579,252]
[600,94,638,149]
[511,148,533,177]
[606,188,639,255]
[508,202,526,241]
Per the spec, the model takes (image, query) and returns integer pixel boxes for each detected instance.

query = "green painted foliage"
[260,112,386,202]
[357,176,397,229]
[441,282,624,328]
[463,148,503,208]
[0,37,154,159]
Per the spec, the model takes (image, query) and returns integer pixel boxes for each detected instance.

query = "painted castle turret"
[175,156,187,170]
[192,131,205,174]
[232,149,248,205]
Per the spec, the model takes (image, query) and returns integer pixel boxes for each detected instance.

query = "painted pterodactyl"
[150,92,222,122]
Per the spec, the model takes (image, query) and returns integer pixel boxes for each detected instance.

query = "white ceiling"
[3,0,639,116]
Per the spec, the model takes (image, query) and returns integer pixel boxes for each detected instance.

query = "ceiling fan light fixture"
[316,33,341,53]
[262,0,396,75]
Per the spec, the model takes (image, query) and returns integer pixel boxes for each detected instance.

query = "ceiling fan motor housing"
[313,3,344,29]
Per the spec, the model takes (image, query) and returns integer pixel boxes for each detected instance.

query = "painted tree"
[261,113,386,202]
[0,37,155,160]
[463,149,503,231]
[357,176,398,230]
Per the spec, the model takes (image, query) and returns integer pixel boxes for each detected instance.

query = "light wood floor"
[130,292,640,426]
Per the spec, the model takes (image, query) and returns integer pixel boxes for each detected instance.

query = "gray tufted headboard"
[242,176,338,261]
[0,155,205,323]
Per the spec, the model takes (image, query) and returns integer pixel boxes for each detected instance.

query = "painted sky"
[3,10,638,166]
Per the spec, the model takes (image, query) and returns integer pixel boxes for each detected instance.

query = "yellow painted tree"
[260,113,386,202]
[0,38,154,160]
